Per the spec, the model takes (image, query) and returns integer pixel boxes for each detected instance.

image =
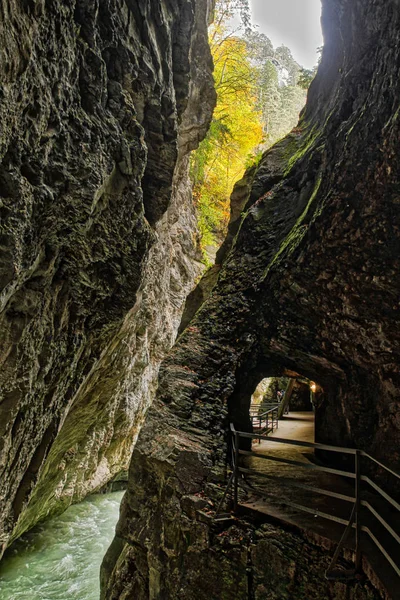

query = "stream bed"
[0,491,124,600]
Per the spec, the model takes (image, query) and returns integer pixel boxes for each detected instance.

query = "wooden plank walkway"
[242,413,355,540]
[239,412,399,600]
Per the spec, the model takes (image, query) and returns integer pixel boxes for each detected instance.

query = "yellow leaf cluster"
[210,35,263,209]
[191,27,264,259]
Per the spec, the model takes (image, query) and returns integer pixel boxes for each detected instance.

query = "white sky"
[249,0,323,69]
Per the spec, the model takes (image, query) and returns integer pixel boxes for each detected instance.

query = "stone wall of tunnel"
[102,0,400,597]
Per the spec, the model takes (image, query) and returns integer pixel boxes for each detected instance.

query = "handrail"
[238,465,355,502]
[234,428,357,455]
[361,500,400,546]
[361,476,400,512]
[250,407,279,419]
[225,422,400,586]
[238,448,356,479]
[249,405,279,442]
[361,451,400,482]
[250,403,280,410]
[362,526,400,579]
[326,503,356,579]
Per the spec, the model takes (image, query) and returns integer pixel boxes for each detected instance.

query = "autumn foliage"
[191,27,263,259]
[191,0,312,262]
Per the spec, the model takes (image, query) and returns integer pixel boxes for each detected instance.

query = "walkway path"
[239,412,399,600]
[242,412,355,537]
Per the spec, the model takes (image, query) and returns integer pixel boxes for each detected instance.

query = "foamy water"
[0,491,124,600]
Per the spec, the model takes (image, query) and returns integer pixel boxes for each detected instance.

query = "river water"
[0,491,124,600]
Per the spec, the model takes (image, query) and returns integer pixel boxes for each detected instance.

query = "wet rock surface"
[250,524,380,600]
[104,511,383,600]
[0,0,215,553]
[103,0,400,597]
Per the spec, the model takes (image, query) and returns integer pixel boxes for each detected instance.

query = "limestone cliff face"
[0,0,215,554]
[102,0,400,597]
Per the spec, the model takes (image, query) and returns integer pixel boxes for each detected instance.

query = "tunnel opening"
[248,375,317,449]
[226,354,325,452]
[225,355,363,484]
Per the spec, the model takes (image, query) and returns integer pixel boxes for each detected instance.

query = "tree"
[274,45,300,86]
[191,18,263,261]
[298,67,316,89]
[245,35,307,146]
[258,60,281,143]
[298,47,322,89]
[210,0,252,40]
[245,31,274,66]
[191,0,317,261]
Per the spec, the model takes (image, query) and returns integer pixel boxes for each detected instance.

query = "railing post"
[233,431,240,511]
[355,449,361,571]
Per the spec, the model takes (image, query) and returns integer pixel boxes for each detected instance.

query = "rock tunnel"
[0,0,399,597]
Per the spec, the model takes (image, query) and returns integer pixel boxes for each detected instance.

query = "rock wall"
[102,0,400,597]
[103,518,382,600]
[0,0,215,555]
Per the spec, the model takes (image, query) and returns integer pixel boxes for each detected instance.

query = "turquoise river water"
[0,491,124,600]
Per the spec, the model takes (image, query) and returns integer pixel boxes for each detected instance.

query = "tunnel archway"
[225,349,327,451]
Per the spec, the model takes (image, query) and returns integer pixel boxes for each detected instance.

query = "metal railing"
[249,403,279,439]
[224,423,400,583]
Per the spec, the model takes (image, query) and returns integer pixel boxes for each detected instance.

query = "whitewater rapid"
[0,491,124,600]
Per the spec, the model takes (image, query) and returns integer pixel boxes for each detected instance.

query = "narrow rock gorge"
[0,0,215,555]
[101,0,400,597]
[1,0,399,598]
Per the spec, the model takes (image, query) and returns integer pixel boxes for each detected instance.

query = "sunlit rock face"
[102,0,400,597]
[0,0,215,554]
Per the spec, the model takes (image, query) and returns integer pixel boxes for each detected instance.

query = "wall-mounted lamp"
[310,382,317,392]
